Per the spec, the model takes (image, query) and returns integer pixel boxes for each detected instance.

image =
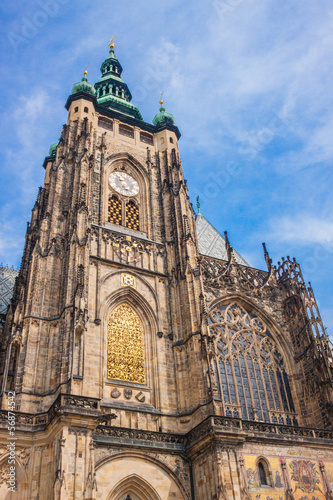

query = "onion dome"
[71,70,96,97]
[94,38,143,120]
[153,98,175,127]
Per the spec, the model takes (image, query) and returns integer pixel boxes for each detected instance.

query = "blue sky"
[0,0,332,336]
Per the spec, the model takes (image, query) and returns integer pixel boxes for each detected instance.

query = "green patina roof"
[94,45,143,121]
[65,43,180,139]
[72,75,96,97]
[49,143,58,157]
[153,104,175,127]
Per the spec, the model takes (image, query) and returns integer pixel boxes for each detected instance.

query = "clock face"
[109,172,139,197]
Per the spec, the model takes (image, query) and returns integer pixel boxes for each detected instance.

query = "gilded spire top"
[159,91,164,106]
[109,37,115,50]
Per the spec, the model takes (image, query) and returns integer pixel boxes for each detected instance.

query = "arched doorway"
[108,473,161,500]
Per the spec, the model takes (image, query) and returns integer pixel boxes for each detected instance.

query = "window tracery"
[209,303,295,423]
[108,304,145,384]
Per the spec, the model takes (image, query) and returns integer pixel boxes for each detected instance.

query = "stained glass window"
[108,195,122,225]
[208,303,295,423]
[126,200,140,230]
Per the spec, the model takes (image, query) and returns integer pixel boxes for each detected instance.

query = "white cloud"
[266,215,333,248]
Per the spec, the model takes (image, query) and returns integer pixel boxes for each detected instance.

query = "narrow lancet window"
[258,462,268,486]
[126,200,140,230]
[108,195,122,225]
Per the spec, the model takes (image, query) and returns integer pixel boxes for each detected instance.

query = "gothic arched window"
[126,200,140,231]
[258,462,268,486]
[209,303,295,423]
[108,195,122,225]
[108,304,145,383]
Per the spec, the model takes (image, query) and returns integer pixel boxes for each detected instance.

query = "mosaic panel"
[286,459,325,500]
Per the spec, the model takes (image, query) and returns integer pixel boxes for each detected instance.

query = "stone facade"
[0,44,332,499]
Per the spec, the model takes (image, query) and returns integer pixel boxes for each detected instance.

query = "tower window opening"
[119,124,134,139]
[108,195,122,225]
[74,106,79,113]
[84,107,88,113]
[98,118,113,131]
[140,132,154,145]
[169,137,174,143]
[126,200,140,231]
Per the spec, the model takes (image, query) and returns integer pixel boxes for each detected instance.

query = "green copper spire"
[71,69,96,97]
[153,95,175,127]
[94,38,143,120]
[196,196,202,215]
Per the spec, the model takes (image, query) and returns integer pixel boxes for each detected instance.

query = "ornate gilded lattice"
[108,195,122,225]
[108,304,145,383]
[126,200,140,230]
[209,303,295,422]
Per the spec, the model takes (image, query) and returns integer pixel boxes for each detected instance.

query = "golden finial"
[159,91,164,106]
[83,64,89,76]
[109,37,115,50]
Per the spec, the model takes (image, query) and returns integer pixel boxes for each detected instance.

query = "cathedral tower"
[0,40,332,500]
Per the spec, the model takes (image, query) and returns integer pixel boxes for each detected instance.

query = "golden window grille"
[108,195,122,225]
[126,200,140,230]
[107,304,145,383]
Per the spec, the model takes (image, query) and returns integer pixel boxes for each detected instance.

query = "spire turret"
[94,38,143,120]
[71,69,96,97]
[153,95,176,127]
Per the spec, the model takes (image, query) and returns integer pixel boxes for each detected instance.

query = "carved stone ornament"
[111,388,121,398]
[135,391,145,403]
[121,273,136,289]
[124,389,132,400]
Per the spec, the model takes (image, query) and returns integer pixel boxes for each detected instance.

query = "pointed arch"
[208,293,295,373]
[104,153,150,237]
[100,286,160,405]
[95,452,188,500]
[0,453,28,498]
[108,474,161,500]
[255,456,274,487]
[208,297,297,424]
